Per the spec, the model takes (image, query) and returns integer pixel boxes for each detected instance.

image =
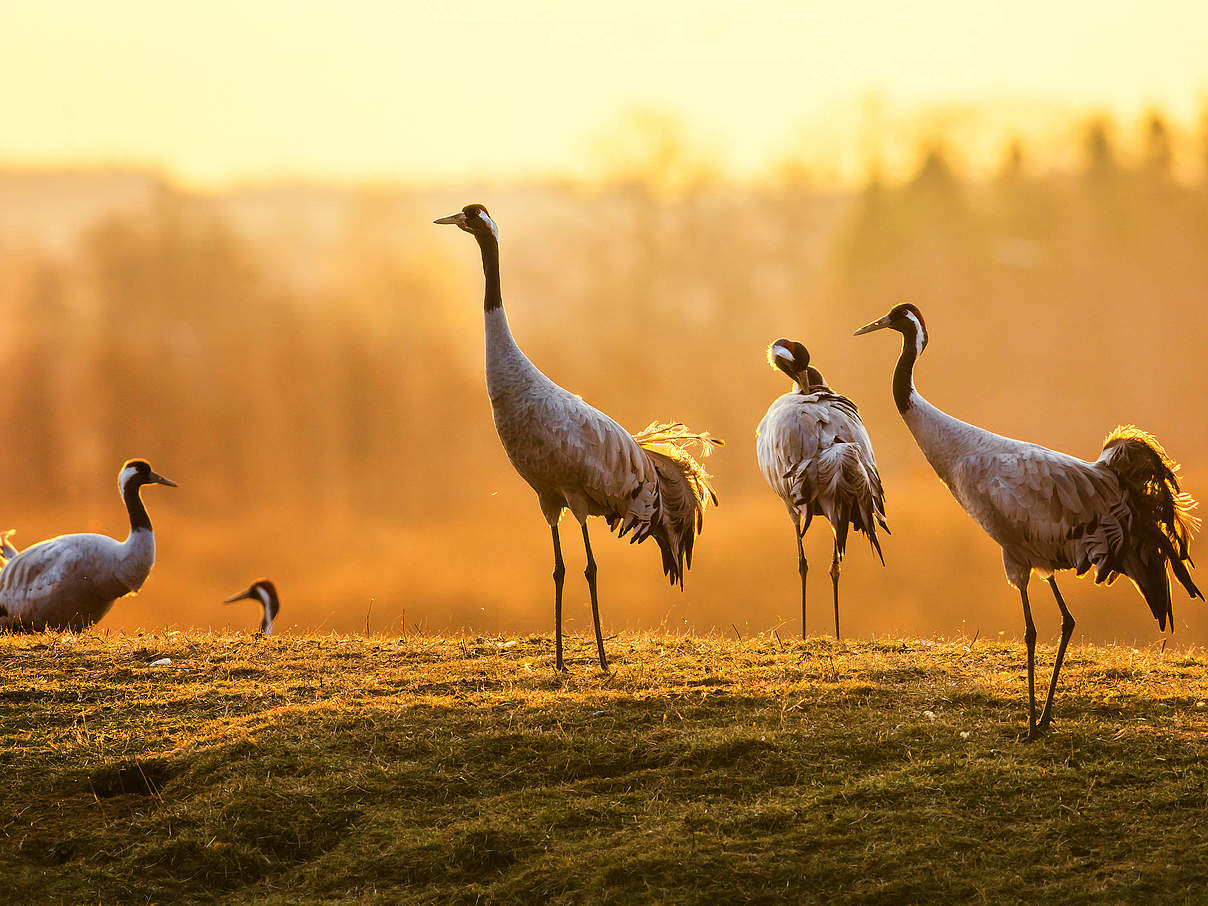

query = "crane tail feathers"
[1095,425,1202,628]
[868,525,886,567]
[614,421,722,588]
[790,445,889,565]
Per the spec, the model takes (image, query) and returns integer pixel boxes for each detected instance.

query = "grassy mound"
[3,631,1208,903]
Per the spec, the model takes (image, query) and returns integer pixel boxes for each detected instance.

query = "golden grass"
[4,631,1208,904]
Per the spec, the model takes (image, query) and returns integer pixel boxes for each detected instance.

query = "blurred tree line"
[0,188,485,519]
[834,110,1208,456]
[3,109,1207,514]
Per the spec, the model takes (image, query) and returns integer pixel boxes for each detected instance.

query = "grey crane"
[435,203,721,671]
[756,339,887,639]
[856,303,1201,738]
[225,579,280,636]
[0,460,176,632]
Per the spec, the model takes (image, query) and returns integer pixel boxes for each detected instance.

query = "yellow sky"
[2,1,1207,186]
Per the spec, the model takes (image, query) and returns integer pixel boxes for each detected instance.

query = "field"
[4,631,1208,904]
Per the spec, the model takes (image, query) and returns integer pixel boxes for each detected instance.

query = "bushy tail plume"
[0,529,17,565]
[1098,425,1202,629]
[611,422,722,587]
[786,445,889,564]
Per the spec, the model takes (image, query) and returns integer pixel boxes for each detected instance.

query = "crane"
[434,203,721,671]
[856,303,1200,738]
[757,338,887,639]
[0,459,176,632]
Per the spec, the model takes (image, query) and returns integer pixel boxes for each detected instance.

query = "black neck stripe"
[893,321,919,414]
[123,479,152,532]
[477,231,502,312]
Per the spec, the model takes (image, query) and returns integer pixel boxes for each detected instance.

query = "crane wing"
[0,538,74,601]
[956,446,1131,599]
[558,402,656,517]
[0,534,129,612]
[757,394,825,502]
[953,446,1117,550]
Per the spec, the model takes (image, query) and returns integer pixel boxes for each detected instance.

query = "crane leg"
[830,541,842,640]
[1020,585,1039,740]
[795,521,808,640]
[582,523,609,672]
[551,525,567,672]
[1037,577,1076,733]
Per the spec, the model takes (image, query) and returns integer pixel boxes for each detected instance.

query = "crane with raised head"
[434,203,721,671]
[0,459,176,632]
[856,303,1200,738]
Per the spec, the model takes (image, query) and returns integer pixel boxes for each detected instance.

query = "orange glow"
[2,3,1208,185]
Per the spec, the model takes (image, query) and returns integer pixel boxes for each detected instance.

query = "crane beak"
[149,471,177,487]
[853,315,889,336]
[433,212,468,226]
[224,589,254,603]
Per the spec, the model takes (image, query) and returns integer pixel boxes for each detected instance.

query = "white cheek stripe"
[478,210,498,240]
[772,346,794,362]
[904,311,925,358]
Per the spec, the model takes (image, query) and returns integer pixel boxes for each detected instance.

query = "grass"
[4,631,1208,904]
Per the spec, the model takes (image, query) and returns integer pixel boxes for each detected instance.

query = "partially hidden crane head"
[434,203,498,242]
[119,459,178,493]
[768,339,815,387]
[853,303,929,355]
[225,579,280,636]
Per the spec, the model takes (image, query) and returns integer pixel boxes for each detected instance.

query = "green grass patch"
[3,631,1208,903]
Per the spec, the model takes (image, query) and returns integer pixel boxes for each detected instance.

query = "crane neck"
[893,326,921,414]
[475,230,502,312]
[122,480,153,534]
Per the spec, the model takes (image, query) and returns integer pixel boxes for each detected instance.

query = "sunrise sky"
[3,1,1207,185]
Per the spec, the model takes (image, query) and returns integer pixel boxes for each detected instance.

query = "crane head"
[434,203,498,241]
[225,579,280,635]
[768,338,810,384]
[853,303,928,354]
[119,459,178,492]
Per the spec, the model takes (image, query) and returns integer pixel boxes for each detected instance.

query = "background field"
[3,6,1208,645]
[4,118,1208,645]
[4,631,1208,904]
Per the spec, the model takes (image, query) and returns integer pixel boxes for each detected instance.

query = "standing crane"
[0,459,176,632]
[225,579,280,636]
[855,303,1201,738]
[757,339,888,639]
[434,203,721,671]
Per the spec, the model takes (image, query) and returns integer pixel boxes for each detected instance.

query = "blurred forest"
[3,109,1208,644]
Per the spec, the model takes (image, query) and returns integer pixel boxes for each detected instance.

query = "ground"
[3,631,1208,904]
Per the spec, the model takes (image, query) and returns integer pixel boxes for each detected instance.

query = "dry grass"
[4,631,1208,904]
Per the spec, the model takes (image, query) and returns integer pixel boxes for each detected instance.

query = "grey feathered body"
[485,307,715,584]
[907,395,1121,578]
[757,388,887,557]
[0,530,155,632]
[904,392,1200,627]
